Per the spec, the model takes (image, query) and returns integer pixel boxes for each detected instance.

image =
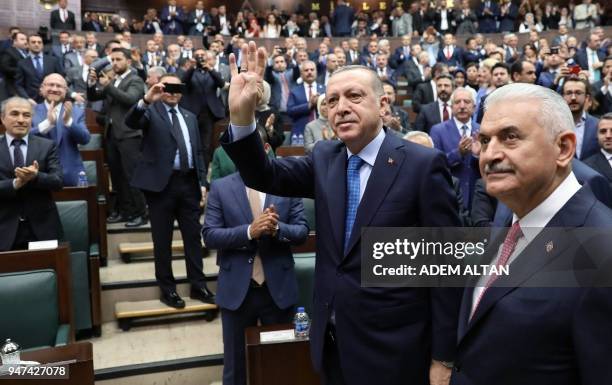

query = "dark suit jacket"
[415,101,442,133]
[462,50,483,65]
[470,178,497,227]
[0,134,63,251]
[211,15,234,35]
[87,70,145,140]
[412,81,435,114]
[287,82,326,136]
[82,20,103,32]
[579,113,600,161]
[0,46,27,94]
[124,101,208,192]
[452,186,612,385]
[15,55,64,103]
[498,4,518,32]
[402,58,426,88]
[203,172,308,310]
[430,119,480,209]
[160,6,186,35]
[584,151,612,188]
[574,48,606,72]
[437,46,464,69]
[592,80,612,116]
[331,4,355,36]
[180,67,225,119]
[221,129,462,385]
[264,65,300,111]
[65,65,88,95]
[477,1,500,33]
[50,9,76,30]
[31,103,90,186]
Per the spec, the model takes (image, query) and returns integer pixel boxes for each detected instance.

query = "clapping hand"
[14,160,40,189]
[228,41,267,126]
[63,101,73,125]
[143,83,165,104]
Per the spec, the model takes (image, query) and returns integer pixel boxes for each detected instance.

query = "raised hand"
[228,41,267,126]
[63,101,73,125]
[143,83,165,104]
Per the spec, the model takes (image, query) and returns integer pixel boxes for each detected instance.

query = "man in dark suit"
[287,61,326,140]
[264,53,300,118]
[180,49,225,162]
[31,74,90,186]
[51,31,72,65]
[403,50,431,88]
[382,82,410,134]
[584,113,612,185]
[66,49,99,107]
[498,0,518,32]
[430,87,480,210]
[451,83,612,385]
[562,77,600,160]
[211,5,233,36]
[50,0,76,31]
[415,74,454,133]
[87,48,147,227]
[574,33,605,83]
[437,34,464,71]
[412,62,448,113]
[0,32,28,97]
[15,35,63,105]
[160,0,186,35]
[331,0,355,37]
[124,73,215,308]
[0,97,63,251]
[510,60,537,84]
[82,12,104,32]
[477,0,499,33]
[222,42,461,385]
[203,129,309,385]
[592,56,611,116]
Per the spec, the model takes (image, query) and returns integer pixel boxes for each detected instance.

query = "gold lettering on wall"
[362,2,370,10]
[312,2,320,10]
[380,2,386,10]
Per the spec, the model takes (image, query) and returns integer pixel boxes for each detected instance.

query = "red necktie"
[446,47,452,60]
[471,222,523,319]
[442,103,450,121]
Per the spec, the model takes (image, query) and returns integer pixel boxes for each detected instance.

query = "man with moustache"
[415,74,454,133]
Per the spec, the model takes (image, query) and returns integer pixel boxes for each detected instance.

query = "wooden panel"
[20,343,94,385]
[276,146,305,157]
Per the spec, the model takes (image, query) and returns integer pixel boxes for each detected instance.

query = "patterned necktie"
[443,102,450,121]
[344,155,364,252]
[169,108,190,172]
[246,187,266,284]
[461,125,468,138]
[33,56,43,77]
[471,222,523,319]
[12,139,24,168]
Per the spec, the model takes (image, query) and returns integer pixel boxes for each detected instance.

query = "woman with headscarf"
[255,80,284,150]
[304,94,336,154]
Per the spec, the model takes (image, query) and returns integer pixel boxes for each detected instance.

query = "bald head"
[41,73,68,103]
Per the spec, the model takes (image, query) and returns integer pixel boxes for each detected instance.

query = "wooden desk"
[12,342,95,385]
[246,324,320,385]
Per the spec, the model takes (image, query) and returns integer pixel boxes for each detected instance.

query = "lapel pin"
[387,157,395,166]
[545,241,554,253]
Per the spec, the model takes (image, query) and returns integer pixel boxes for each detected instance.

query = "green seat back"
[293,252,316,314]
[83,160,98,185]
[282,131,291,146]
[0,270,59,349]
[302,198,315,232]
[78,133,102,150]
[57,201,89,253]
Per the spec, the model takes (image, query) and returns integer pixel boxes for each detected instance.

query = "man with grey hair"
[287,60,325,143]
[146,66,167,89]
[451,83,612,385]
[0,96,63,251]
[221,41,461,385]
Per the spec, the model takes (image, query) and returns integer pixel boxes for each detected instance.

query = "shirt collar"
[118,69,131,80]
[346,128,386,168]
[30,53,41,59]
[453,117,471,131]
[162,102,179,112]
[44,100,62,111]
[601,148,612,160]
[512,172,581,243]
[4,132,29,146]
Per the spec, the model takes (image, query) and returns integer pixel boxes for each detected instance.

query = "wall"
[0,0,82,30]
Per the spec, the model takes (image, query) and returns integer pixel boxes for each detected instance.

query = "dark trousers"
[322,325,348,385]
[144,171,207,293]
[11,219,36,250]
[197,106,221,163]
[221,284,294,385]
[106,135,146,218]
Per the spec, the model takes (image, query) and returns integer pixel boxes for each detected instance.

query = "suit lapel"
[0,136,11,171]
[55,104,65,146]
[326,146,348,259]
[230,174,254,224]
[596,152,612,181]
[25,134,37,166]
[344,132,406,256]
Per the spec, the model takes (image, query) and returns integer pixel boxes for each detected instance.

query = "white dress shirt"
[471,172,582,314]
[114,69,131,88]
[38,101,73,133]
[453,117,472,137]
[602,149,612,169]
[574,112,586,159]
[437,99,451,121]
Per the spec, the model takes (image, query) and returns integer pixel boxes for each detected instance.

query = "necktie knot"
[461,125,468,137]
[11,139,23,147]
[347,155,364,171]
[169,108,177,115]
[506,222,523,245]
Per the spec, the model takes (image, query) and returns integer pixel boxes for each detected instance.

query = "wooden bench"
[85,108,103,134]
[80,148,110,197]
[115,299,218,331]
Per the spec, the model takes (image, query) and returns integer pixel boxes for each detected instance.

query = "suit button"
[248,258,254,264]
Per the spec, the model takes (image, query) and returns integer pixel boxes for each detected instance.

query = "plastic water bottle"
[297,134,304,146]
[77,171,88,187]
[291,133,298,146]
[294,307,310,339]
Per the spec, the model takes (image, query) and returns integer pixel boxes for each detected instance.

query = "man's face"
[146,40,156,52]
[368,42,378,54]
[326,69,387,149]
[418,52,430,65]
[411,44,423,57]
[319,43,329,55]
[376,55,388,68]
[146,71,161,88]
[383,84,396,105]
[326,54,338,72]
[296,51,308,64]
[110,51,130,74]
[529,31,538,42]
[1,100,32,139]
[196,1,204,9]
[492,68,509,87]
[509,35,518,48]
[451,89,474,122]
[176,35,185,46]
[184,39,193,50]
[443,34,454,47]
[209,41,220,54]
[588,34,601,50]
[84,50,98,65]
[597,119,612,152]
[296,39,306,51]
[301,62,317,84]
[335,52,346,67]
[341,41,349,51]
[436,78,453,102]
[479,99,568,207]
[59,33,70,45]
[161,76,182,106]
[273,56,287,72]
[153,33,164,46]
[73,37,85,51]
[86,34,96,46]
[603,60,612,78]
[168,0,177,6]
[219,5,226,15]
[563,81,587,114]
[467,39,477,50]
[402,35,411,46]
[559,25,567,35]
[41,74,67,104]
[123,32,132,43]
[28,36,43,54]
[515,61,536,83]
[167,44,180,59]
[349,39,359,50]
[58,0,67,8]
[467,66,478,82]
[13,33,27,50]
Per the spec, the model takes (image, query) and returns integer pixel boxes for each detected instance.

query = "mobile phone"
[163,83,186,94]
[550,47,559,55]
[569,65,581,75]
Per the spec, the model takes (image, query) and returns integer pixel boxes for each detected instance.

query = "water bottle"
[291,133,298,146]
[297,134,304,146]
[77,171,88,187]
[294,307,310,339]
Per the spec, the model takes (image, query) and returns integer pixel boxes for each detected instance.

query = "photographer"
[180,49,225,162]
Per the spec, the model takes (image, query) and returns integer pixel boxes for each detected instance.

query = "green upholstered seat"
[293,252,316,314]
[0,270,70,349]
[302,198,315,232]
[78,133,102,150]
[83,160,97,186]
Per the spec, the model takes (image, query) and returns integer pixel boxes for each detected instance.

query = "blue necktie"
[344,155,364,252]
[33,56,43,77]
[591,51,601,82]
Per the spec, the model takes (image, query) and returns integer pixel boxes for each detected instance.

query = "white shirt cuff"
[229,121,257,142]
[247,224,253,240]
[137,99,148,109]
[38,119,52,134]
